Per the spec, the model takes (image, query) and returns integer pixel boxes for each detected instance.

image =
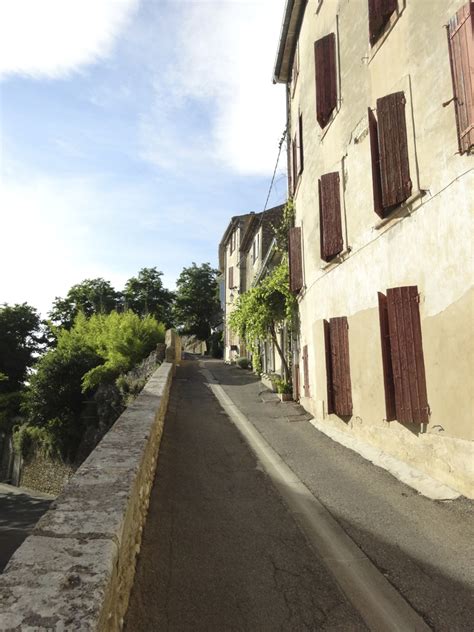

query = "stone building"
[274,0,473,496]
[218,205,284,365]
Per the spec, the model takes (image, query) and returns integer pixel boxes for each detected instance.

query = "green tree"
[0,303,42,393]
[23,310,165,459]
[49,278,119,329]
[173,263,222,346]
[123,267,174,326]
[229,262,294,381]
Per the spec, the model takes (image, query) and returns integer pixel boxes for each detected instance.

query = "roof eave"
[273,0,308,84]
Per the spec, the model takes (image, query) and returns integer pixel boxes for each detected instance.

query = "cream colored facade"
[275,0,473,496]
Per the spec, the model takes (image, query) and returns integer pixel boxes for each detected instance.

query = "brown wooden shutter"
[368,107,384,218]
[314,33,337,128]
[228,266,233,289]
[368,0,397,46]
[302,344,310,397]
[378,292,396,421]
[293,363,300,401]
[319,172,343,261]
[447,2,474,154]
[377,91,412,209]
[292,137,298,194]
[386,286,429,424]
[329,317,353,416]
[323,320,334,414]
[288,227,303,293]
[298,113,304,175]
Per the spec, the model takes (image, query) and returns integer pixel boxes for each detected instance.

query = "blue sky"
[0,0,287,315]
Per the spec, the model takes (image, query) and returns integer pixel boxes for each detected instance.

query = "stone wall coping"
[0,360,175,632]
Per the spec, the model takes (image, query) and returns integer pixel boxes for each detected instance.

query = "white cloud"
[140,0,287,176]
[0,0,138,80]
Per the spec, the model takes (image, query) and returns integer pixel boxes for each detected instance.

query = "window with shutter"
[378,292,396,421]
[292,136,298,194]
[319,172,344,261]
[288,227,303,293]
[298,113,304,175]
[228,266,234,289]
[314,33,337,129]
[368,0,398,46]
[324,317,352,416]
[368,92,412,217]
[385,286,429,424]
[447,1,474,154]
[302,345,310,397]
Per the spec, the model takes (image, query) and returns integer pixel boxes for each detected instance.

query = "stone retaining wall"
[0,361,174,631]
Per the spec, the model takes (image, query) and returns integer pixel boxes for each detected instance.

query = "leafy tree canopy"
[0,303,42,393]
[229,261,295,379]
[49,278,119,329]
[123,267,174,326]
[173,263,222,343]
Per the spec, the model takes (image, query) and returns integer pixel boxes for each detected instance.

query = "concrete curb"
[0,361,174,632]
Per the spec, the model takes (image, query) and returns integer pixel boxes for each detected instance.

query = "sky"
[0,0,288,316]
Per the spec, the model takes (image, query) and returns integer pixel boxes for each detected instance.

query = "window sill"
[319,104,341,142]
[373,189,426,231]
[320,247,352,271]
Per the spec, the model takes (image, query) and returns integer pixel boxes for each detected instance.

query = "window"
[228,266,234,290]
[288,227,303,293]
[302,344,310,397]
[252,234,259,264]
[230,230,237,254]
[368,91,412,218]
[323,317,353,416]
[291,42,300,96]
[319,172,343,261]
[314,33,337,128]
[368,0,397,47]
[447,1,474,154]
[378,287,429,424]
[291,114,304,194]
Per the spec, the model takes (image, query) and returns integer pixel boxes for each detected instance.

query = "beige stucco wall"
[289,0,473,495]
[224,226,243,361]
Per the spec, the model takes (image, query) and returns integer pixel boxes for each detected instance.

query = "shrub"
[236,357,251,369]
[273,377,292,395]
[13,423,59,459]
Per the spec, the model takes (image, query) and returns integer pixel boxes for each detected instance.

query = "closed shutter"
[386,286,429,424]
[228,266,233,289]
[447,2,474,154]
[292,137,298,194]
[368,107,384,217]
[378,292,396,421]
[323,320,334,414]
[377,91,412,209]
[329,317,353,416]
[368,0,397,46]
[298,113,304,175]
[319,172,343,261]
[288,227,303,293]
[293,362,300,401]
[314,33,337,128]
[302,345,310,397]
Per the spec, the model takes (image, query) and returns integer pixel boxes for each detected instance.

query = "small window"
[291,114,304,194]
[447,1,474,155]
[314,33,337,128]
[319,172,343,261]
[302,344,310,397]
[252,234,259,264]
[368,0,397,47]
[228,266,234,289]
[368,91,412,218]
[291,42,300,97]
[323,317,353,416]
[378,286,429,424]
[288,227,303,293]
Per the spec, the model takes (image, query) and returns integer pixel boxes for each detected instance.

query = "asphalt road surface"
[0,483,52,572]
[124,360,367,631]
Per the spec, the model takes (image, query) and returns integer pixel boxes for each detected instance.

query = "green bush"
[273,377,292,395]
[13,423,58,459]
[236,357,251,369]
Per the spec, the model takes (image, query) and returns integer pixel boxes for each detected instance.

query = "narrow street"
[124,359,474,631]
